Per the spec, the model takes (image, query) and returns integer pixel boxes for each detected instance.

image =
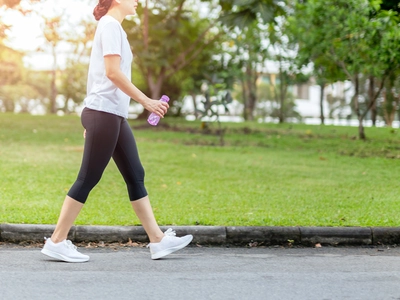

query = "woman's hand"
[83,129,86,139]
[144,98,169,118]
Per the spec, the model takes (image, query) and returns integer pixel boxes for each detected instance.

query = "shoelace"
[64,240,78,250]
[164,228,176,237]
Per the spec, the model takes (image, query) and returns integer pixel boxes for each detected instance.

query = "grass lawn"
[1,113,400,227]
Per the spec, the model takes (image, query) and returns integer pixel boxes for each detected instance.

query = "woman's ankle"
[50,235,65,244]
[149,233,164,243]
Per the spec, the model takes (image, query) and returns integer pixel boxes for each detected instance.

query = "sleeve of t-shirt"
[100,21,122,57]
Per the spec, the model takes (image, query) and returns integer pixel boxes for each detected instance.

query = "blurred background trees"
[1,0,400,139]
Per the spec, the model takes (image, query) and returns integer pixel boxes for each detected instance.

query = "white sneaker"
[41,238,90,263]
[147,228,193,260]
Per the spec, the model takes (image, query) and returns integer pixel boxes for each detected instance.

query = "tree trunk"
[241,78,248,121]
[147,66,165,100]
[358,119,366,140]
[398,102,400,125]
[63,97,69,114]
[383,74,396,127]
[369,76,377,126]
[191,92,198,119]
[50,68,57,114]
[246,89,256,121]
[143,0,149,51]
[358,73,387,139]
[244,66,257,121]
[137,70,165,119]
[19,99,29,113]
[320,82,325,125]
[149,80,163,100]
[353,74,360,118]
[50,46,57,114]
[3,99,15,112]
[278,66,285,124]
[352,74,367,140]
[135,0,150,120]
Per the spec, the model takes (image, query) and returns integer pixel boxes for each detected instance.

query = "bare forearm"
[103,55,168,117]
[107,69,149,107]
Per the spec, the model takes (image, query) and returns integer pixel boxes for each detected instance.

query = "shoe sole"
[41,248,89,263]
[151,235,193,260]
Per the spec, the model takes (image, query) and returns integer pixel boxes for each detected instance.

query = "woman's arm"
[104,54,168,118]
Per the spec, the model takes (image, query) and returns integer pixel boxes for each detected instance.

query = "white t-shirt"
[84,15,133,118]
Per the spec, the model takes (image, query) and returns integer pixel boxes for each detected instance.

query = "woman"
[41,0,193,262]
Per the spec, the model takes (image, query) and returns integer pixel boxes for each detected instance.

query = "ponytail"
[93,0,113,21]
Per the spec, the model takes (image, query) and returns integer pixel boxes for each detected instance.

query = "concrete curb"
[1,224,400,246]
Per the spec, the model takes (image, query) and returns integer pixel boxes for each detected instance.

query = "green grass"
[1,113,400,227]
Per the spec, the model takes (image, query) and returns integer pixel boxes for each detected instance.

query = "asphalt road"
[1,244,400,300]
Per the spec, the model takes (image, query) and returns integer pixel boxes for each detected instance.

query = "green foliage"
[197,84,232,118]
[213,0,291,121]
[0,44,24,86]
[288,0,400,138]
[196,82,233,145]
[218,0,286,29]
[24,70,51,101]
[57,18,96,112]
[380,0,400,13]
[292,0,400,79]
[0,43,50,113]
[123,0,223,101]
[255,78,303,122]
[0,85,20,111]
[0,84,39,112]
[59,61,88,109]
[287,2,347,87]
[208,19,276,121]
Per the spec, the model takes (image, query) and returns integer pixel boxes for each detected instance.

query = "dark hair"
[93,0,113,21]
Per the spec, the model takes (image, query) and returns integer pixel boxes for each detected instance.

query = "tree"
[0,44,25,112]
[59,62,87,113]
[378,0,400,125]
[347,7,400,137]
[267,16,312,124]
[167,40,227,118]
[0,44,24,86]
[197,81,233,146]
[58,19,96,113]
[123,0,222,119]
[41,15,63,114]
[24,69,52,107]
[287,3,347,125]
[227,23,270,121]
[288,0,400,139]
[217,0,286,28]
[381,71,399,127]
[214,0,288,121]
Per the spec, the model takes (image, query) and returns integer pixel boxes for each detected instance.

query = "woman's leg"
[112,120,194,259]
[51,196,84,243]
[51,109,122,242]
[130,196,164,243]
[112,119,164,243]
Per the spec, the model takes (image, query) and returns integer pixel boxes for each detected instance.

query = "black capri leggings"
[68,107,147,204]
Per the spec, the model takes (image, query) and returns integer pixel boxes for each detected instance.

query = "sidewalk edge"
[1,223,400,246]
